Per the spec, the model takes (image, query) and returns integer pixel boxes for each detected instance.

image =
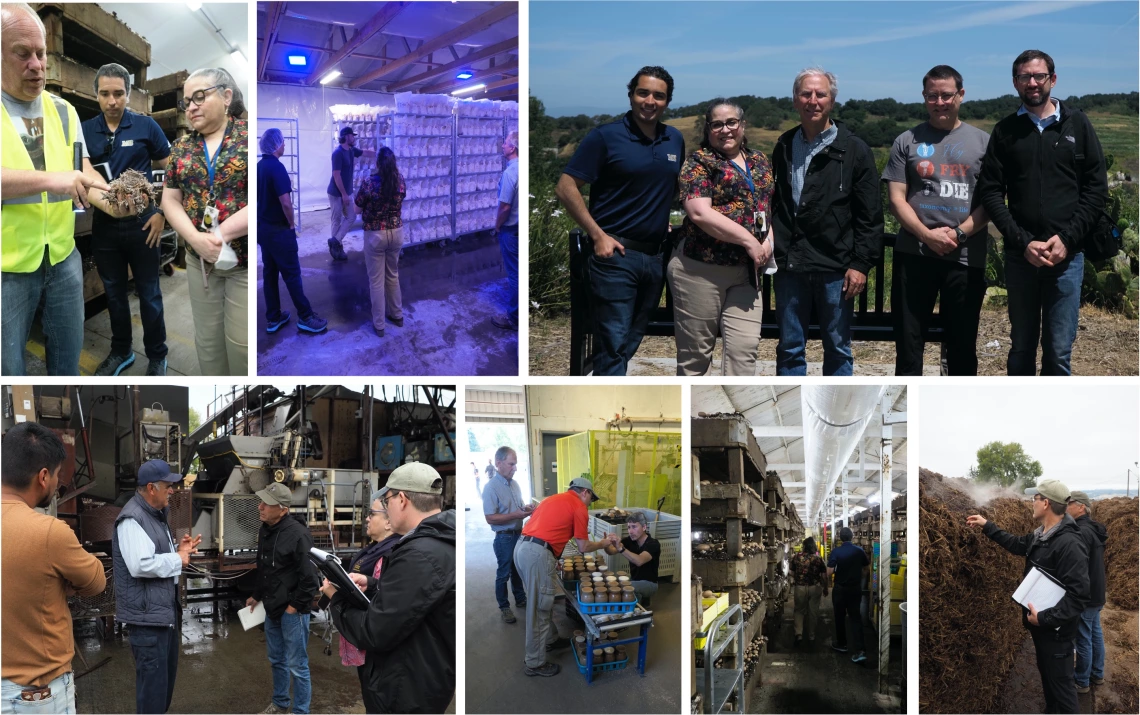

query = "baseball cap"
[339,126,356,139]
[376,462,443,499]
[1025,479,1071,503]
[256,482,292,507]
[138,459,181,486]
[1069,490,1092,510]
[568,476,600,502]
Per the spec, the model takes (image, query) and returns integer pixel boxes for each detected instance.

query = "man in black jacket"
[772,67,883,376]
[1067,491,1107,694]
[245,482,319,715]
[976,49,1108,376]
[324,463,456,714]
[967,479,1090,714]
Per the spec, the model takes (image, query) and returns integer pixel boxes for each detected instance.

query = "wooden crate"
[36,3,150,84]
[151,108,192,141]
[693,483,767,527]
[146,71,189,114]
[692,551,767,590]
[44,52,151,116]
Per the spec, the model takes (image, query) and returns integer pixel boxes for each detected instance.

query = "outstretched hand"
[965,515,987,528]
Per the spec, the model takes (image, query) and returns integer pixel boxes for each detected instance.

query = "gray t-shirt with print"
[882,121,989,268]
[2,90,88,173]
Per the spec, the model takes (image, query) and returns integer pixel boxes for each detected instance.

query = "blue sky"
[531,0,1140,116]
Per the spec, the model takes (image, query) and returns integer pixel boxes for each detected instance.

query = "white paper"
[238,601,266,631]
[1012,567,1065,611]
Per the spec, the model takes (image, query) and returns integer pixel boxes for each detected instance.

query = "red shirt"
[522,490,588,557]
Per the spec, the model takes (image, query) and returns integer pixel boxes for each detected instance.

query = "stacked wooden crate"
[146,71,191,142]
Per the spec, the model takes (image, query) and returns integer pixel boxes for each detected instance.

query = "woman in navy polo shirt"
[667,99,775,376]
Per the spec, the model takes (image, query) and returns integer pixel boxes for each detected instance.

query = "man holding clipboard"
[966,479,1090,714]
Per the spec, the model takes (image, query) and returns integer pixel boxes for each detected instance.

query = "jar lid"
[604,647,615,654]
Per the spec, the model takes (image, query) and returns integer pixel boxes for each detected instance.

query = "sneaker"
[95,352,135,376]
[545,637,571,652]
[500,608,516,624]
[1093,677,1105,685]
[298,313,328,333]
[387,315,404,327]
[831,644,849,653]
[328,238,348,261]
[374,327,385,338]
[492,314,517,330]
[851,651,867,664]
[515,600,527,608]
[260,704,288,714]
[145,358,167,376]
[266,312,291,333]
[523,662,560,677]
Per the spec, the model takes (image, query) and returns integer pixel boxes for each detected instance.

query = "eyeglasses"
[367,509,387,517]
[709,118,742,132]
[1032,494,1047,502]
[923,92,959,103]
[178,85,222,112]
[1014,73,1051,85]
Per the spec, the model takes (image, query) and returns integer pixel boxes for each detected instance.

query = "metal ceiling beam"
[424,58,518,94]
[350,2,518,88]
[385,37,517,91]
[258,1,286,82]
[305,2,409,85]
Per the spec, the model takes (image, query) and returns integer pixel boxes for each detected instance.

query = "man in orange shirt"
[513,476,616,677]
[2,422,106,713]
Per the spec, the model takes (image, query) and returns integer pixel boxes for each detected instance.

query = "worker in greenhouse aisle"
[790,536,828,645]
[826,527,869,663]
[326,126,374,261]
[966,479,1090,714]
[1066,491,1107,695]
[514,477,616,677]
[483,446,533,623]
[492,130,520,330]
[602,511,660,606]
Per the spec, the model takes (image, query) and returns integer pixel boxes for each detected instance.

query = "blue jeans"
[1075,605,1105,687]
[775,270,853,376]
[264,612,311,714]
[127,625,179,714]
[499,224,519,319]
[92,213,167,360]
[1,247,84,375]
[493,531,527,609]
[631,580,658,602]
[589,248,665,376]
[1005,252,1083,375]
[259,226,313,321]
[1,672,75,714]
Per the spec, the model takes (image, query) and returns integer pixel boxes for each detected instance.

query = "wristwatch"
[954,227,967,244]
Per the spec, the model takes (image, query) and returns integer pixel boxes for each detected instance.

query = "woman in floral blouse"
[666,99,775,376]
[162,67,248,375]
[354,147,406,337]
[790,537,829,644]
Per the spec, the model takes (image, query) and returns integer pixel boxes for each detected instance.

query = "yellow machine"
[555,430,682,515]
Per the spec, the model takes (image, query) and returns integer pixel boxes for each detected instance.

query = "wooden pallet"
[44,52,151,116]
[37,3,150,83]
[692,552,767,591]
[693,483,767,527]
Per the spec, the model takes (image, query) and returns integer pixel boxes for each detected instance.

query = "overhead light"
[456,71,474,80]
[319,70,342,85]
[186,2,202,11]
[451,83,485,96]
[230,49,246,67]
[287,54,307,66]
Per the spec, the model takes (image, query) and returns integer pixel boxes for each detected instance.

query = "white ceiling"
[693,385,908,524]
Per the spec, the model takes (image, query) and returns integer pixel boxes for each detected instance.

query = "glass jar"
[595,590,608,603]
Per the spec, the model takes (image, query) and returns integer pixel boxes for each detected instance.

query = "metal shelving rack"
[259,116,302,229]
[695,604,745,715]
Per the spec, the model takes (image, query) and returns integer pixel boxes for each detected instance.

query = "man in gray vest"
[111,459,200,714]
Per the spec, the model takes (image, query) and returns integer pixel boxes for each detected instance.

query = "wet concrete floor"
[257,215,518,376]
[463,502,682,714]
[748,592,903,713]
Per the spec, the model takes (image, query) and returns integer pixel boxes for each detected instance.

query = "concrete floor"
[748,592,903,713]
[24,266,201,376]
[257,211,518,376]
[463,504,682,714]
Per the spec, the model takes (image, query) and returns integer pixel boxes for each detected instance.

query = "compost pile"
[103,169,155,215]
[919,468,1036,714]
[1095,496,1139,609]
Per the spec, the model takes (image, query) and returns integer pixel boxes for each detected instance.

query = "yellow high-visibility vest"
[1,92,81,273]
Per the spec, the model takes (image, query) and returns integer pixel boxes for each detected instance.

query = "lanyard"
[730,156,755,196]
[201,119,231,195]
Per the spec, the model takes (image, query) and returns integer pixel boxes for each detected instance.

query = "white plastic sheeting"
[257,83,395,211]
[800,386,886,522]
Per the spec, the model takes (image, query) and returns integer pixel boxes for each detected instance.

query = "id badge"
[202,205,220,233]
[755,210,767,235]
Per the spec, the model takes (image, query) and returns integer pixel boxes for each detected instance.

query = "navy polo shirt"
[82,110,170,220]
[563,111,685,245]
[827,541,870,590]
[258,154,292,230]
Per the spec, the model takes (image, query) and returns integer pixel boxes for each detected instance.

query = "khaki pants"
[186,253,248,375]
[666,241,763,376]
[793,584,822,639]
[328,193,353,242]
[363,227,404,332]
[513,539,558,669]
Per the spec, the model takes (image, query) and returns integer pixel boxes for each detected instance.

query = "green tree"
[968,441,1043,487]
[188,407,201,435]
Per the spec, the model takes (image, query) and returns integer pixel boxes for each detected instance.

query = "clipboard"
[310,547,371,610]
[1012,566,1066,611]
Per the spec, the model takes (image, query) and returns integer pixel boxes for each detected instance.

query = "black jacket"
[331,510,456,714]
[1073,513,1107,608]
[252,514,320,619]
[976,103,1108,258]
[983,513,1089,638]
[771,120,884,275]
